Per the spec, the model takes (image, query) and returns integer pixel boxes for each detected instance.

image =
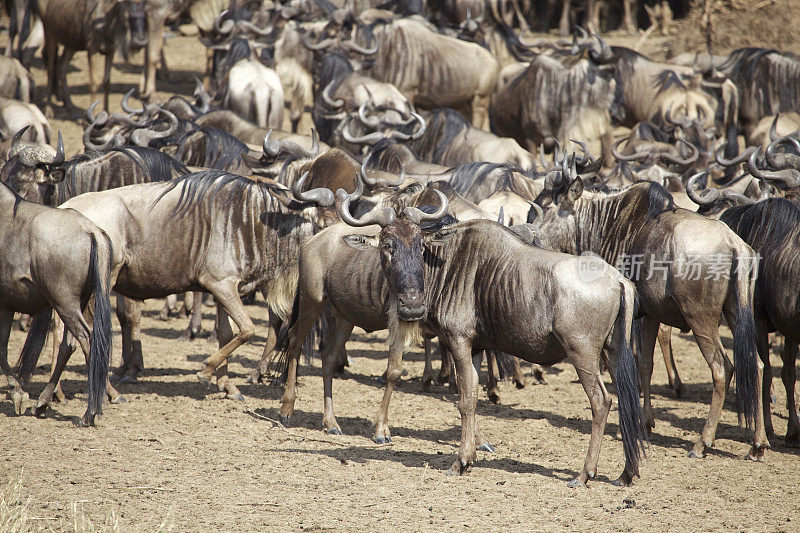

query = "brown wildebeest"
[275,172,646,486]
[530,168,769,459]
[0,171,113,426]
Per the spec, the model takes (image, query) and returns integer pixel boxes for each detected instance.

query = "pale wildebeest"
[345,11,499,129]
[0,56,35,102]
[276,174,647,485]
[2,138,189,384]
[490,47,617,159]
[37,0,148,112]
[747,112,800,149]
[0,96,50,143]
[45,170,332,404]
[208,38,285,129]
[530,173,769,459]
[0,176,112,426]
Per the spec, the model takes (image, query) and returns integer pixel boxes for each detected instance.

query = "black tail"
[87,235,112,418]
[269,288,299,381]
[731,254,758,429]
[615,285,647,476]
[14,310,52,382]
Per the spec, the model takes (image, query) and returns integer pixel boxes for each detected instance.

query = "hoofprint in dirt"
[2,298,798,531]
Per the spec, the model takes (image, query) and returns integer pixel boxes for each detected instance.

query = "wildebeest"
[37,0,148,112]
[0,56,35,102]
[276,172,647,486]
[490,48,617,158]
[531,173,768,459]
[0,96,50,143]
[0,173,113,426]
[42,170,332,403]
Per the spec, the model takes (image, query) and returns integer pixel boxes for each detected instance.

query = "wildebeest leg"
[485,350,500,404]
[446,336,479,475]
[35,326,75,417]
[511,357,526,388]
[102,53,113,111]
[755,323,774,438]
[0,310,28,414]
[373,331,408,444]
[586,0,599,33]
[142,14,163,100]
[57,47,76,110]
[115,297,143,384]
[530,363,546,385]
[43,33,57,115]
[321,319,353,435]
[422,337,435,391]
[279,293,326,422]
[212,304,243,401]
[470,95,490,131]
[196,283,255,399]
[622,0,638,32]
[657,324,685,398]
[49,315,66,403]
[159,294,178,321]
[639,316,659,433]
[568,353,612,487]
[558,0,571,36]
[436,340,450,385]
[180,291,205,341]
[686,322,735,458]
[782,341,799,446]
[250,308,282,384]
[87,51,96,104]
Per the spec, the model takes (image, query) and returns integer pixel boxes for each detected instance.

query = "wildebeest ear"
[343,234,379,250]
[424,227,457,246]
[560,177,584,211]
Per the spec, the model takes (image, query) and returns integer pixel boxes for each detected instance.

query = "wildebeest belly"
[473,330,567,366]
[0,279,50,315]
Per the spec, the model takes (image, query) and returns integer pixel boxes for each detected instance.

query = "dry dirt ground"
[2,19,800,533]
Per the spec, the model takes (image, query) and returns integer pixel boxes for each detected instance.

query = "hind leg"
[0,311,28,414]
[782,341,799,446]
[212,304,244,401]
[639,317,659,433]
[321,318,353,435]
[755,323,774,438]
[422,337,435,391]
[115,297,143,383]
[658,324,686,398]
[180,291,205,341]
[485,350,500,404]
[250,308,283,384]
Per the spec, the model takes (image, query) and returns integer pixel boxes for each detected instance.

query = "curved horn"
[527,201,544,230]
[52,131,65,165]
[121,88,144,115]
[409,112,426,140]
[748,148,800,188]
[11,125,30,145]
[757,176,771,201]
[86,100,108,125]
[311,128,320,157]
[685,172,719,206]
[570,138,592,164]
[769,113,781,142]
[130,108,179,147]
[361,157,404,187]
[214,9,234,34]
[611,137,649,162]
[357,100,381,128]
[237,19,273,36]
[660,139,699,166]
[403,189,448,224]
[291,170,335,206]
[335,188,396,227]
[392,155,406,183]
[765,136,800,170]
[341,116,385,145]
[83,121,117,151]
[321,80,344,108]
[262,129,280,157]
[716,145,757,167]
[301,36,335,50]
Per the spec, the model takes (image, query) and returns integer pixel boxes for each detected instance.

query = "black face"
[128,1,148,49]
[380,220,427,321]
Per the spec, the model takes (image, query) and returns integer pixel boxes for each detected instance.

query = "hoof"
[157,311,170,321]
[109,395,127,404]
[34,404,48,418]
[674,384,687,399]
[785,434,800,448]
[372,435,390,444]
[118,375,137,385]
[488,392,500,404]
[226,392,245,402]
[567,478,587,488]
[197,372,212,386]
[279,414,291,426]
[476,442,495,453]
[328,427,343,436]
[687,449,705,459]
[74,415,95,427]
[179,331,192,342]
[447,459,470,476]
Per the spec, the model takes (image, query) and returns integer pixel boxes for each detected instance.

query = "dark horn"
[321,81,344,108]
[611,138,648,162]
[11,125,30,145]
[403,189,448,224]
[291,170,335,206]
[53,131,65,165]
[121,88,144,115]
[685,172,719,206]
[335,188,396,227]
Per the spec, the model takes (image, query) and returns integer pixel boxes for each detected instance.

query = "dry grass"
[0,474,172,533]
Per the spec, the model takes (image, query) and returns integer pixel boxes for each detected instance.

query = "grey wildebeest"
[40,170,332,405]
[0,96,50,143]
[37,0,148,112]
[0,56,35,102]
[530,173,769,459]
[1,136,189,384]
[345,11,499,129]
[275,172,647,486]
[0,172,112,426]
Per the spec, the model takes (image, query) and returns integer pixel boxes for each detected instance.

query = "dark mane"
[155,170,284,219]
[721,198,800,251]
[316,51,354,93]
[653,70,686,94]
[408,108,470,164]
[222,38,252,76]
[719,47,781,79]
[611,46,648,78]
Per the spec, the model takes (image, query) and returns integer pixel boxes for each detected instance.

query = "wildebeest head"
[1,129,65,204]
[337,174,454,321]
[126,0,148,50]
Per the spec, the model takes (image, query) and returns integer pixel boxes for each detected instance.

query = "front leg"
[373,337,405,443]
[446,336,479,475]
[782,341,799,446]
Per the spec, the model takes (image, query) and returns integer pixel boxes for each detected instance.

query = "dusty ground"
[2,17,800,533]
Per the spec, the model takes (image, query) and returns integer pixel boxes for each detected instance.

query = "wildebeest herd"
[0,0,798,495]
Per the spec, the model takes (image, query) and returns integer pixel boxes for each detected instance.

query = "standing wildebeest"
[531,174,769,459]
[347,12,499,129]
[0,175,112,426]
[2,138,189,384]
[276,175,647,486]
[37,0,148,112]
[490,48,617,158]
[36,170,332,405]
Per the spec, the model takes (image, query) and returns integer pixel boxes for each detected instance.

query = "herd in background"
[1,0,800,486]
